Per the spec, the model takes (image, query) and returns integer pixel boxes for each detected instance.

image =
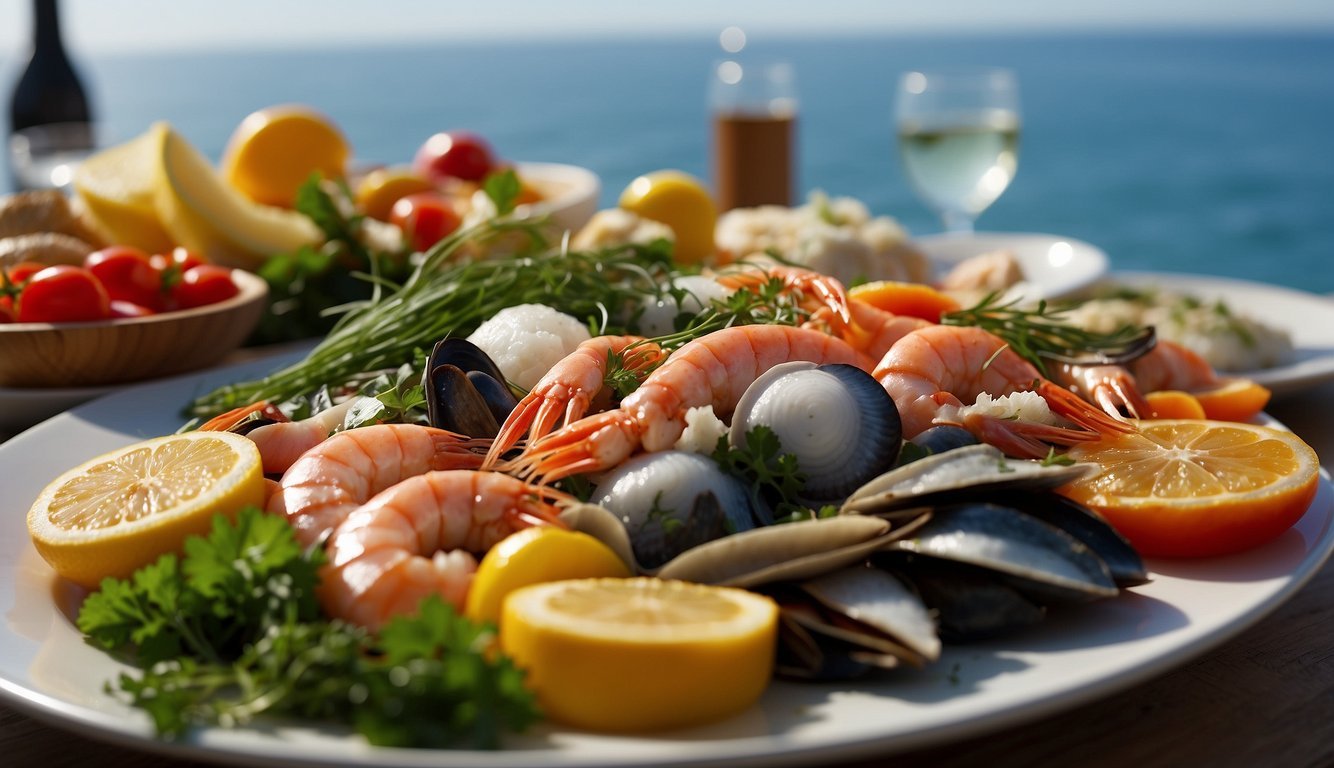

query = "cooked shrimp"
[715,263,853,333]
[1053,340,1219,419]
[484,335,665,467]
[318,470,569,631]
[874,325,1135,458]
[840,299,931,360]
[266,423,490,547]
[511,324,871,482]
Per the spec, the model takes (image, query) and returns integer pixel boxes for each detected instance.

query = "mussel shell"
[731,361,902,503]
[908,425,978,457]
[889,558,1046,642]
[841,444,1097,517]
[881,503,1119,604]
[422,339,521,438]
[800,565,940,663]
[589,451,757,569]
[426,337,510,384]
[990,491,1149,588]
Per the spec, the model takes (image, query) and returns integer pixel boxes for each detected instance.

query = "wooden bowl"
[0,270,268,388]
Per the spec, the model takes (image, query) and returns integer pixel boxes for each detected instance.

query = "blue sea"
[4,32,1333,291]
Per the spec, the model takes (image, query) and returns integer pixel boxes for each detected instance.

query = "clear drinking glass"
[8,121,95,192]
[895,69,1020,234]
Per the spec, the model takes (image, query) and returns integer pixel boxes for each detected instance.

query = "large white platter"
[915,231,1109,300]
[1,354,1332,767]
[1107,271,1334,396]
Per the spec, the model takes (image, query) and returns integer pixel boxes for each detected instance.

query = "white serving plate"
[1,351,1331,767]
[915,231,1109,300]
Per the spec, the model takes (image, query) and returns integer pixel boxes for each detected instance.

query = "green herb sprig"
[942,292,1155,376]
[78,508,539,748]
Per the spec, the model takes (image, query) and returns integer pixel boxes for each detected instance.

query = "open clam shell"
[560,503,909,588]
[799,565,940,663]
[842,444,1098,517]
[731,361,902,503]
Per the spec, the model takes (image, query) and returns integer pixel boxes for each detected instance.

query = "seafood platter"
[2,107,1331,766]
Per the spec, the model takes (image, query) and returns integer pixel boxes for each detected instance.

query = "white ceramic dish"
[515,161,601,233]
[2,352,1331,767]
[1105,271,1334,396]
[915,231,1109,300]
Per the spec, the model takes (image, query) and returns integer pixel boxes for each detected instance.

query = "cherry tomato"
[17,265,111,323]
[390,192,463,253]
[85,246,164,310]
[412,131,497,183]
[171,265,239,309]
[0,296,14,323]
[3,260,47,287]
[109,300,156,318]
[151,247,208,276]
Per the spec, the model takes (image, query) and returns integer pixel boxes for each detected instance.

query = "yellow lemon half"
[465,526,632,626]
[156,124,322,269]
[72,123,175,253]
[501,577,778,732]
[221,105,351,208]
[27,431,265,588]
[619,170,718,265]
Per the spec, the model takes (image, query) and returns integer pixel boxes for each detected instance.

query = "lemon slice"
[156,124,322,269]
[72,123,175,253]
[501,577,777,732]
[464,526,632,626]
[221,105,351,208]
[1061,419,1319,557]
[618,170,718,265]
[27,431,265,588]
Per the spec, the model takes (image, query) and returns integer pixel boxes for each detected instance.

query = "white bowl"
[914,231,1110,300]
[514,161,601,233]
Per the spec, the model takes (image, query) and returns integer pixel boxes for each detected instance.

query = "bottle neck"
[32,0,64,52]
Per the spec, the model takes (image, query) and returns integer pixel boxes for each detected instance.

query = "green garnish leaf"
[483,169,522,216]
[711,426,811,519]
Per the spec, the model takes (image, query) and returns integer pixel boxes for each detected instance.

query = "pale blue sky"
[3,0,1334,55]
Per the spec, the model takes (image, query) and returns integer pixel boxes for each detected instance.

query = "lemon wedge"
[72,123,175,253]
[619,170,718,265]
[221,105,351,208]
[27,431,265,588]
[501,577,777,732]
[464,526,632,626]
[155,124,321,269]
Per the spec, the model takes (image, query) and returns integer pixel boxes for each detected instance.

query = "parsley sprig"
[711,426,838,522]
[78,508,539,748]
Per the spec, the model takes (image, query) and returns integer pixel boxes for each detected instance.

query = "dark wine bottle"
[8,0,92,136]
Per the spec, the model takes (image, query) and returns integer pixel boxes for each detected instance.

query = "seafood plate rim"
[0,348,1331,767]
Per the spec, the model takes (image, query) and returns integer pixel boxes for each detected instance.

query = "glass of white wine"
[895,68,1020,234]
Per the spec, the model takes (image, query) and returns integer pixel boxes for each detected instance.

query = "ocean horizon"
[4,30,1332,291]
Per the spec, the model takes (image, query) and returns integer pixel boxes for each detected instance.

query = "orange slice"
[1060,419,1319,557]
[849,280,961,322]
[1192,378,1271,422]
[1143,390,1206,420]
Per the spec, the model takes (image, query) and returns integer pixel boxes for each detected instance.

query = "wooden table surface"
[4,381,1334,768]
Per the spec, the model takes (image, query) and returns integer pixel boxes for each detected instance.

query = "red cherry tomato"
[17,265,112,323]
[109,300,156,318]
[390,192,463,253]
[151,247,208,275]
[412,131,497,183]
[3,260,47,287]
[85,246,164,310]
[0,296,14,323]
[171,265,239,309]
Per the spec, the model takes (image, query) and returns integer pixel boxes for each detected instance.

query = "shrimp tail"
[959,413,1097,459]
[196,401,288,432]
[1035,380,1139,436]
[506,410,643,483]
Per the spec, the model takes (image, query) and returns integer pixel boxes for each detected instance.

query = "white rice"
[466,304,591,390]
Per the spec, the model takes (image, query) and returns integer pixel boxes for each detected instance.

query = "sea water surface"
[3,32,1332,291]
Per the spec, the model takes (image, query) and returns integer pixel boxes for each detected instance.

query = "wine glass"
[895,69,1020,234]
